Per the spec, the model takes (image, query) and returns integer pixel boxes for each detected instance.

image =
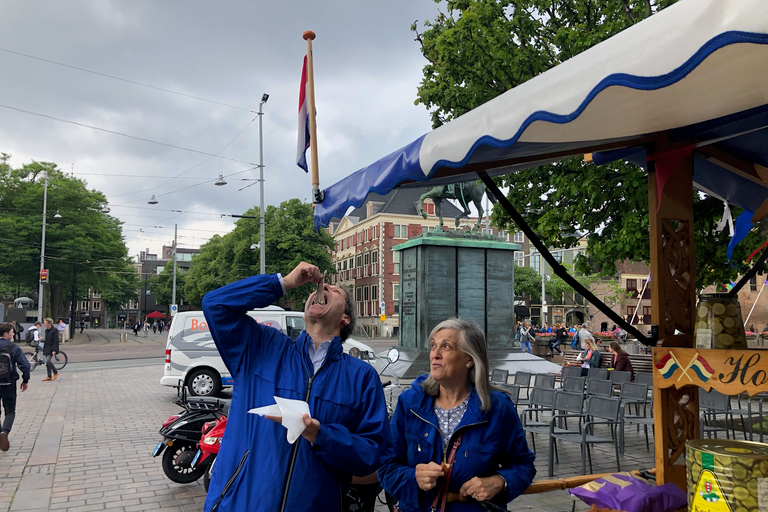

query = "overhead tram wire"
[0,47,258,113]
[0,103,258,166]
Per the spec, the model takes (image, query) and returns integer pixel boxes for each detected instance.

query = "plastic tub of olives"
[694,293,748,350]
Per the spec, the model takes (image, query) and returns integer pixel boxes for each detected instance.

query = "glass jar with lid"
[694,293,748,350]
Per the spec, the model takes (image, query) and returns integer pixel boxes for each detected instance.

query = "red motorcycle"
[192,413,226,491]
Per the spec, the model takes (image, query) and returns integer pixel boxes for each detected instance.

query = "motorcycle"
[191,412,227,491]
[152,386,228,484]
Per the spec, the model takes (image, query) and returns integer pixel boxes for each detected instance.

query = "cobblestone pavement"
[0,336,657,512]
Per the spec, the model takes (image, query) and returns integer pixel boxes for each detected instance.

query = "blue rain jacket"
[202,274,392,512]
[378,375,536,511]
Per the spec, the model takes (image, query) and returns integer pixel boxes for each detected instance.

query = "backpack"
[570,332,580,349]
[25,328,35,343]
[0,344,14,385]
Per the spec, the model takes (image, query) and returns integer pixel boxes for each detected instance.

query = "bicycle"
[23,345,68,372]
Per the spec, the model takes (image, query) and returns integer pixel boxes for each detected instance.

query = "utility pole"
[172,224,177,310]
[258,94,268,275]
[38,173,49,321]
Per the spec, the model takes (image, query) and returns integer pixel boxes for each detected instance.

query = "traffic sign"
[40,269,49,283]
[171,304,178,316]
[380,301,386,314]
[380,314,385,322]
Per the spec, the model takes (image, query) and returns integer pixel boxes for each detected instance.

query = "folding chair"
[549,396,621,476]
[490,368,509,385]
[560,366,582,386]
[586,378,613,398]
[513,371,532,405]
[520,387,557,453]
[497,383,520,405]
[587,368,609,381]
[618,382,649,453]
[622,383,653,451]
[533,373,556,389]
[562,376,585,394]
[610,370,632,388]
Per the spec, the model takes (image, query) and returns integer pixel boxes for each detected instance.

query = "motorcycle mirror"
[387,348,400,364]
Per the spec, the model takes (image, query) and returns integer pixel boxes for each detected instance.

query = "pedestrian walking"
[11,321,23,342]
[56,319,67,343]
[0,322,30,452]
[152,321,157,333]
[550,322,566,356]
[79,321,85,334]
[518,321,534,354]
[41,318,60,382]
[143,322,149,337]
[133,323,139,336]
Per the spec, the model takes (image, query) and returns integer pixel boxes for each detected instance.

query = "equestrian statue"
[418,181,498,230]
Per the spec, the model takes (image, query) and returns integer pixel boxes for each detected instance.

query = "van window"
[286,316,305,340]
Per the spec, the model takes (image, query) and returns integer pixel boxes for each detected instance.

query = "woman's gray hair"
[421,318,492,411]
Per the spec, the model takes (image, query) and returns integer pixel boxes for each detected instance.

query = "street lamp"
[38,173,50,321]
[258,93,269,275]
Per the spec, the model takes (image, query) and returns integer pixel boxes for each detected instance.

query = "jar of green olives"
[694,294,748,350]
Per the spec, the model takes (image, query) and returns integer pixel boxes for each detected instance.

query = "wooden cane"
[522,468,653,494]
[303,31,322,203]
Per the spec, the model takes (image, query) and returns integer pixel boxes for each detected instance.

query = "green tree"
[412,0,763,289]
[184,199,335,308]
[149,265,187,310]
[513,265,541,301]
[0,154,138,318]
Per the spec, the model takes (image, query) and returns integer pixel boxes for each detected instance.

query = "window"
[342,259,348,270]
[530,254,540,274]
[514,251,525,267]
[371,251,378,264]
[394,224,408,238]
[393,284,400,314]
[553,252,562,263]
[642,279,651,299]
[356,254,362,268]
[363,230,368,243]
[92,301,101,311]
[371,284,378,301]
[92,291,101,298]
[81,301,89,311]
[751,276,758,292]
[356,287,363,302]
[642,306,651,324]
[364,252,370,265]
[626,279,638,298]
[363,286,370,301]
[627,305,636,323]
[513,231,524,243]
[393,250,400,275]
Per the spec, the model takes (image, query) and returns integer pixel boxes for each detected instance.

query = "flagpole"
[744,280,767,327]
[303,30,322,203]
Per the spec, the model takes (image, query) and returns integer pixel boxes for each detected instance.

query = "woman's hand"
[459,475,505,502]
[415,462,444,491]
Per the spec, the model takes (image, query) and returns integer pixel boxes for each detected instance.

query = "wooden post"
[303,30,322,203]
[648,138,699,490]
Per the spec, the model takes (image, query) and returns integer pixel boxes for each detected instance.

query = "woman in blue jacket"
[379,318,535,511]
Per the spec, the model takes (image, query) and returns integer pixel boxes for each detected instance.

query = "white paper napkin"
[249,396,311,444]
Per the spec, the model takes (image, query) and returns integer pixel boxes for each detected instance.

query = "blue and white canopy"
[315,0,768,229]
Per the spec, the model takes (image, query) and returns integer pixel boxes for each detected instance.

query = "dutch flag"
[296,55,310,172]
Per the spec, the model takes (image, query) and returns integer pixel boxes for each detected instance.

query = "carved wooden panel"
[663,387,696,466]
[660,219,693,334]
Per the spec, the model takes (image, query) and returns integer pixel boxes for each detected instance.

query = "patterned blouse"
[434,396,470,451]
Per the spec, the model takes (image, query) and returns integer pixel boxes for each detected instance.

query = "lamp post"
[258,93,268,275]
[38,173,50,321]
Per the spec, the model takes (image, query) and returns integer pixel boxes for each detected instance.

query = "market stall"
[313,0,768,496]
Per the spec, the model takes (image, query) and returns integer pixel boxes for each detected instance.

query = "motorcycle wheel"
[204,455,215,492]
[161,442,207,484]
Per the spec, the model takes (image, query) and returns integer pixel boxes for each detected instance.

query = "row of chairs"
[519,382,653,476]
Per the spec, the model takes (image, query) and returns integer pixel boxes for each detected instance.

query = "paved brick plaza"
[0,351,656,511]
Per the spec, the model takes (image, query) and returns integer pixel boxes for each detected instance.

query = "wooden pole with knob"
[303,30,322,204]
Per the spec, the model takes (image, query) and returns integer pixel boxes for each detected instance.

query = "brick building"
[327,188,462,337]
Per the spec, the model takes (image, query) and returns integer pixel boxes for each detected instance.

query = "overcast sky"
[0,0,442,258]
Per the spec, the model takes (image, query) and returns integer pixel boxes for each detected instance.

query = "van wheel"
[187,369,221,397]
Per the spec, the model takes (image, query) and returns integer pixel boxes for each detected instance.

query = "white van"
[161,308,378,396]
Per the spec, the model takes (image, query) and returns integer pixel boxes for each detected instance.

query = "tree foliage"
[184,199,335,308]
[412,0,764,289]
[513,265,541,300]
[0,154,138,319]
[149,265,187,310]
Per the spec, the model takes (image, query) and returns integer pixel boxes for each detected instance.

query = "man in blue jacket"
[202,262,392,512]
[0,322,31,452]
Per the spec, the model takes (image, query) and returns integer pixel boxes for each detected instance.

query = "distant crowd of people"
[132,319,167,336]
